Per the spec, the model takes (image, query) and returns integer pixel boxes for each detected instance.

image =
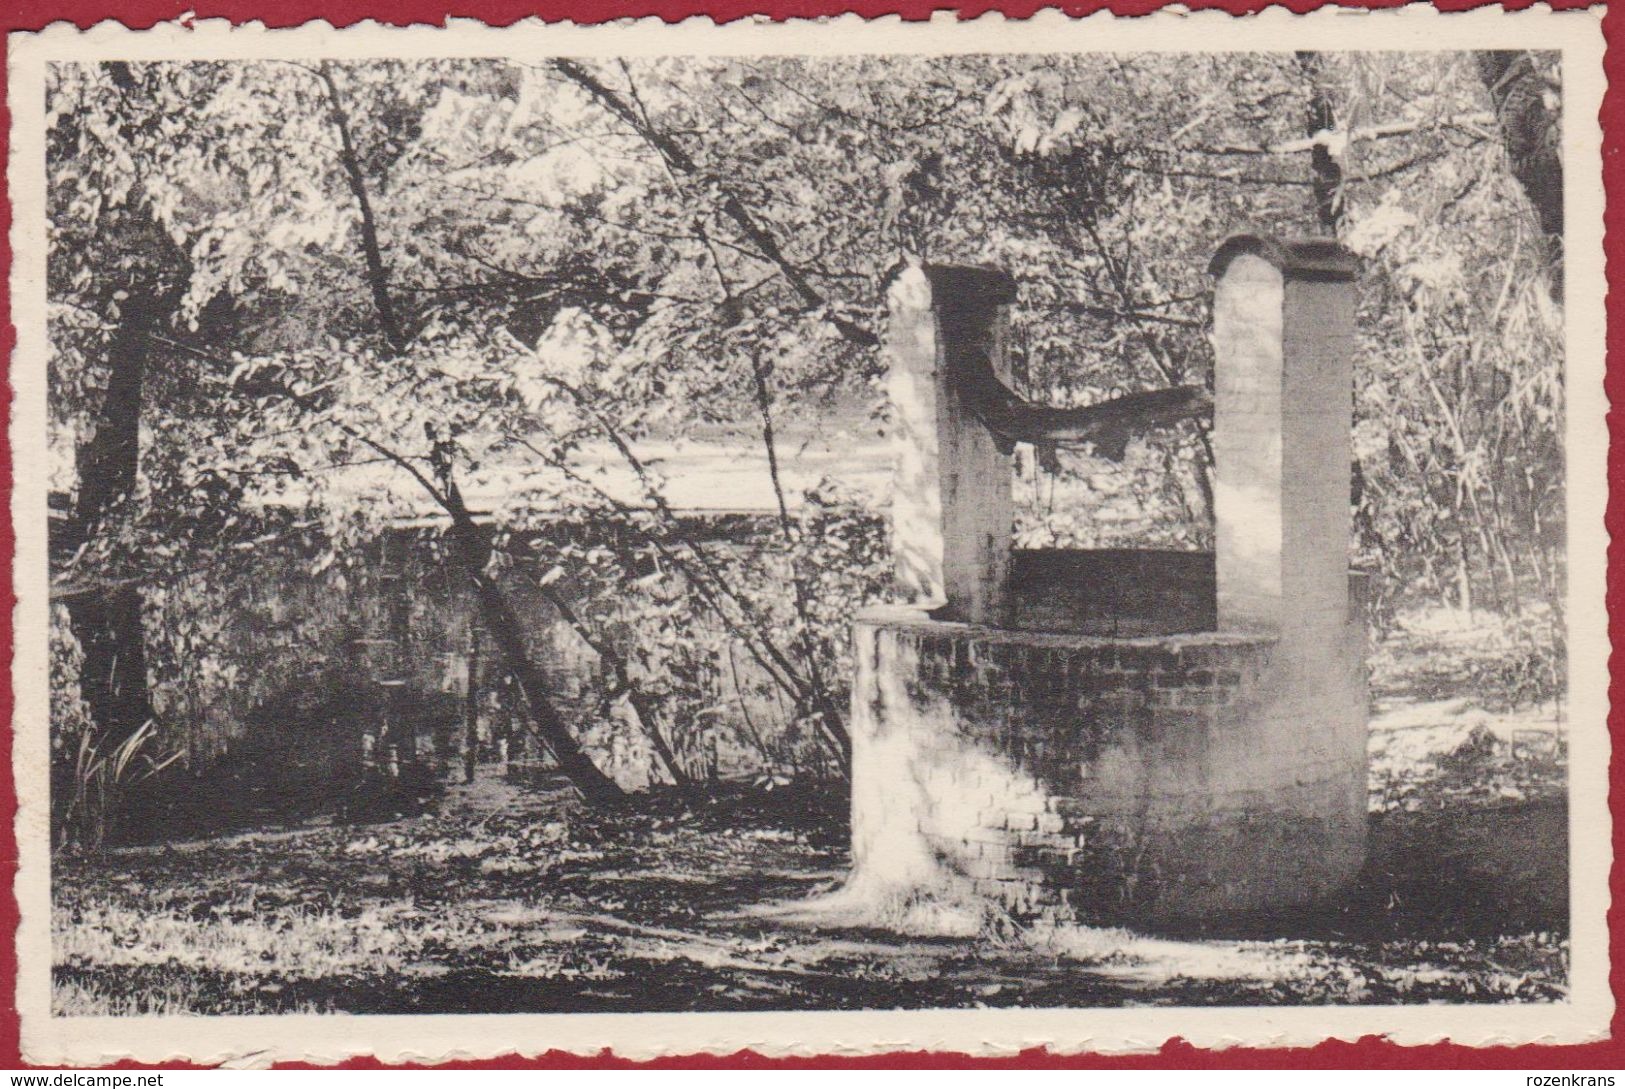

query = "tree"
[49,62,194,762]
[1476,50,1563,296]
[46,51,1570,832]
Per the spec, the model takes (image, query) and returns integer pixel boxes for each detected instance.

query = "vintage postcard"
[7,4,1611,1065]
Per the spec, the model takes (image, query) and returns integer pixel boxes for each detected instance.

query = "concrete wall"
[1211,235,1357,646]
[133,519,813,792]
[886,264,1018,626]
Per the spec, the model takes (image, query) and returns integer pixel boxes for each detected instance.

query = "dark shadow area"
[1155,798,1567,943]
[53,767,1567,1015]
[111,675,451,846]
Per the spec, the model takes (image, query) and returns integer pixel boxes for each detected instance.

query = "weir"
[850,236,1369,923]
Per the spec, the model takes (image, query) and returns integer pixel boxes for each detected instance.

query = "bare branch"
[551,58,879,350]
[315,63,407,356]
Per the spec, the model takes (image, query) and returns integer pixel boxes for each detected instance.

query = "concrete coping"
[855,604,1279,650]
[1209,233,1358,283]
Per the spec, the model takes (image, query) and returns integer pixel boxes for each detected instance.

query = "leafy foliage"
[47,51,1565,816]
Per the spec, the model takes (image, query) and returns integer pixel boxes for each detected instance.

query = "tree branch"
[316,63,407,356]
[552,58,878,350]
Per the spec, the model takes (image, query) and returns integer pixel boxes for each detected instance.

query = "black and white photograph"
[9,7,1611,1063]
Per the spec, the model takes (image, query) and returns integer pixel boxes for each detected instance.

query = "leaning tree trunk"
[314,64,624,805]
[468,574,626,804]
[446,507,625,805]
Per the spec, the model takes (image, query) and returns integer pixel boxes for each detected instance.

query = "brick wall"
[850,598,1367,924]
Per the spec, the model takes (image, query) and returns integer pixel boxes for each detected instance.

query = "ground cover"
[53,611,1568,1015]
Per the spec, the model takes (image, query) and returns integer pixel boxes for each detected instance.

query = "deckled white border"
[8,5,1611,1066]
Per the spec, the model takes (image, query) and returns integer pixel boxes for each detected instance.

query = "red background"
[0,0,1616,1069]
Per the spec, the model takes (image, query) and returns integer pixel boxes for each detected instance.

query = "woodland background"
[43,46,1573,1015]
[47,49,1573,1027]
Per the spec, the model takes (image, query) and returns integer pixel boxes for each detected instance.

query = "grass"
[53,609,1569,1014]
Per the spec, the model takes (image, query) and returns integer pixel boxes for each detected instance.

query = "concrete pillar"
[884,263,1018,627]
[1209,236,1357,637]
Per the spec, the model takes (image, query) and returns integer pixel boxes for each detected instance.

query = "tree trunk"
[65,586,153,758]
[1475,50,1563,296]
[446,513,624,804]
[463,619,480,785]
[469,571,624,804]
[307,65,621,805]
[61,283,176,755]
[56,63,195,765]
[1296,52,1343,236]
[318,63,407,355]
